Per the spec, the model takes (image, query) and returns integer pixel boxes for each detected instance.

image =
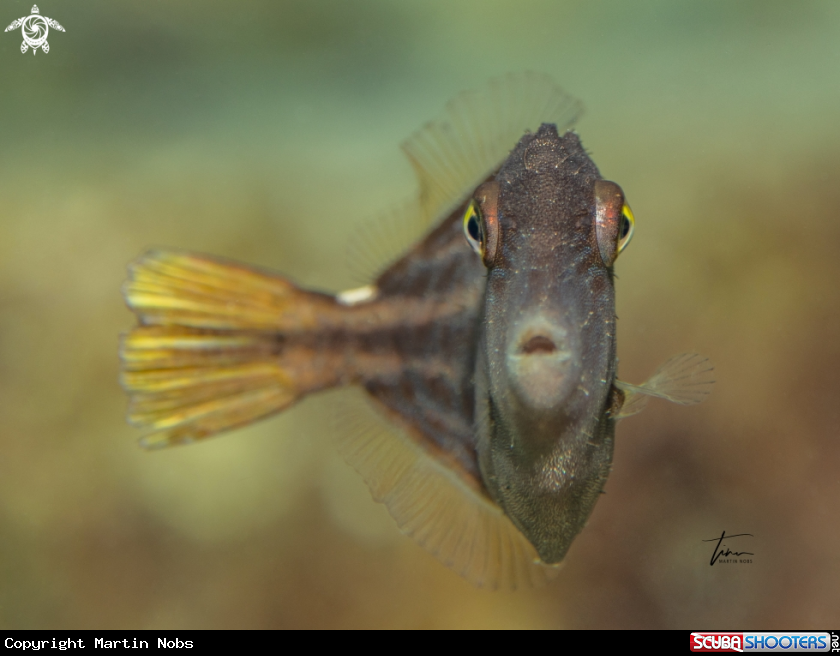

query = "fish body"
[121,74,712,588]
[475,127,618,565]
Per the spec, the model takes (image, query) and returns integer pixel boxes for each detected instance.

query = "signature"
[702,531,754,565]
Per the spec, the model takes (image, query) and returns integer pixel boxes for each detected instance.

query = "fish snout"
[506,318,577,410]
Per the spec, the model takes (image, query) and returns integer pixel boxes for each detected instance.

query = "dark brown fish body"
[121,75,712,588]
[363,208,485,481]
[475,126,617,564]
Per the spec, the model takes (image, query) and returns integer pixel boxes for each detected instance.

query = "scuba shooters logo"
[690,633,831,652]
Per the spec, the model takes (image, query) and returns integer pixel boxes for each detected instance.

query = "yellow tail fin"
[121,250,340,449]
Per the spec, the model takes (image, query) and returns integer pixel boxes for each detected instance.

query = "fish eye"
[463,200,485,257]
[617,203,635,255]
[594,180,632,267]
[464,182,500,268]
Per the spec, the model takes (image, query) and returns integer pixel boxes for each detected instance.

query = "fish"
[120,73,714,589]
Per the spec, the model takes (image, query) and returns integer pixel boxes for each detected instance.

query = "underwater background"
[1,0,839,629]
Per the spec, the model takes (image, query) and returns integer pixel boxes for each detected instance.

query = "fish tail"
[121,249,346,449]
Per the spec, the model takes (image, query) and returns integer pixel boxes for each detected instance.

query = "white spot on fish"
[336,285,378,306]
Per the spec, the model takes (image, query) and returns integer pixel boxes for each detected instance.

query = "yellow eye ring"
[463,200,484,257]
[617,203,635,255]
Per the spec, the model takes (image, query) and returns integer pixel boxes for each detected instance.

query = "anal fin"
[334,388,558,590]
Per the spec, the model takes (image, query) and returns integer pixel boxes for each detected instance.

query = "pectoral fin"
[614,353,715,419]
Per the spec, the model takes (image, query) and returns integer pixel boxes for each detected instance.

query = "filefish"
[120,73,713,589]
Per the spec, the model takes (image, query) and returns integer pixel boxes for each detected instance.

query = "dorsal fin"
[402,72,583,226]
[346,74,583,284]
[344,200,426,285]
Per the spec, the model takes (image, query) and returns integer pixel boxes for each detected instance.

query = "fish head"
[468,124,634,564]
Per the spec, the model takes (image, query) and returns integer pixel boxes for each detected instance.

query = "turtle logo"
[4,5,65,55]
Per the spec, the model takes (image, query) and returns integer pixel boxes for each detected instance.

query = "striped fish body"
[121,75,713,588]
[123,207,484,478]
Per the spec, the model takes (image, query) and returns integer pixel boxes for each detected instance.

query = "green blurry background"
[1,0,839,629]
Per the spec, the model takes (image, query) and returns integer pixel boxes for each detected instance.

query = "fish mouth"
[520,334,559,355]
[506,317,577,411]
